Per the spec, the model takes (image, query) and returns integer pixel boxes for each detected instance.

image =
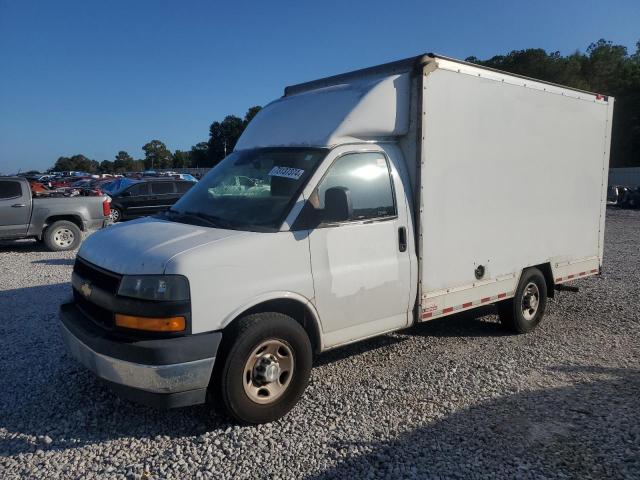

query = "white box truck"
[59,53,613,424]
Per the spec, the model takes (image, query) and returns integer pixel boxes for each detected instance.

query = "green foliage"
[113,150,135,173]
[467,40,640,167]
[173,150,192,168]
[202,106,263,167]
[48,106,263,172]
[99,160,114,173]
[142,140,173,170]
[244,105,262,125]
[52,154,98,173]
[206,115,244,167]
[189,142,209,167]
[115,152,143,173]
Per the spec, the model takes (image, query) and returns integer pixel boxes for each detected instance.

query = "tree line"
[51,106,262,174]
[50,38,639,174]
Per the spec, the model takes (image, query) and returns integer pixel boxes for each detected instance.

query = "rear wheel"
[110,207,122,223]
[43,220,82,251]
[497,268,547,333]
[212,312,312,424]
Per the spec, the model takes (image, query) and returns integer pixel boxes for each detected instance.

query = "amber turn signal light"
[115,314,186,332]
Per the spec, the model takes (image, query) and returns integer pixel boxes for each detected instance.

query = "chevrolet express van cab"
[59,54,613,424]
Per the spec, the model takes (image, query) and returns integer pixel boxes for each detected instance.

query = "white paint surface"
[236,74,410,150]
[420,63,612,299]
[302,144,413,347]
[79,217,316,336]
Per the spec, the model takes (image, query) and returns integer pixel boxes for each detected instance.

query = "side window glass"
[0,181,23,199]
[313,152,396,221]
[151,182,175,194]
[176,182,194,194]
[127,183,148,196]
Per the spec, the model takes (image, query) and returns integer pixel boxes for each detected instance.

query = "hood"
[78,217,247,274]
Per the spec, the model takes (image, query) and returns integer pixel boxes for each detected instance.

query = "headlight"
[117,275,190,301]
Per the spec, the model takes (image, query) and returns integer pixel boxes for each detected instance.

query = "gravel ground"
[1,208,639,479]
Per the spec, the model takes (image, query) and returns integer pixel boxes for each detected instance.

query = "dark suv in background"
[108,179,195,222]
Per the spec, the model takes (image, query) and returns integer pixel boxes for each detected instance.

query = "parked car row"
[0,172,200,250]
[28,174,199,222]
[607,185,640,209]
[107,178,196,222]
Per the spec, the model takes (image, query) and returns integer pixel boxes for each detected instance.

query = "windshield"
[168,147,328,230]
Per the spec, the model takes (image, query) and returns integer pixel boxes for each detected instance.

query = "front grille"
[74,289,114,330]
[73,257,122,294]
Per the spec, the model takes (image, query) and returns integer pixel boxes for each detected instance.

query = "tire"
[110,207,122,223]
[43,220,82,251]
[212,312,312,424]
[497,268,547,334]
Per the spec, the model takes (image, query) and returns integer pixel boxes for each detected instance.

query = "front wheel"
[212,312,312,424]
[497,268,547,333]
[43,220,82,251]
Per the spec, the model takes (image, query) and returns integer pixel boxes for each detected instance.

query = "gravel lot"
[1,208,639,479]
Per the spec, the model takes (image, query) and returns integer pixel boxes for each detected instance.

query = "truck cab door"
[0,179,30,238]
[294,145,414,348]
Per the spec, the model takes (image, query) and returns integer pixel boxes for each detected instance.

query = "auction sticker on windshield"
[268,166,305,180]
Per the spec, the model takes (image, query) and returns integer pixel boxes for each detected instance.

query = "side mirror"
[323,187,352,222]
[290,186,353,231]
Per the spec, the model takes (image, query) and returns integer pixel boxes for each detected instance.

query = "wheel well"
[234,299,322,354]
[530,262,554,298]
[44,215,84,232]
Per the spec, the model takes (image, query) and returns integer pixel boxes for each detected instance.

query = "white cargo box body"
[417,57,613,319]
[240,54,613,322]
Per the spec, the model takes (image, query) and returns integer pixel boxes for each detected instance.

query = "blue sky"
[1,0,638,173]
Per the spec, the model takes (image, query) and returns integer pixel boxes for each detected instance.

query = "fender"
[220,291,325,349]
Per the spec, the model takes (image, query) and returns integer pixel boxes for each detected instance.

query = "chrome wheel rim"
[521,282,540,321]
[53,228,74,247]
[110,209,120,222]
[243,339,294,404]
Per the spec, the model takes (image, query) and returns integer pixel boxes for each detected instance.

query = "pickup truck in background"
[0,176,110,251]
[59,53,613,424]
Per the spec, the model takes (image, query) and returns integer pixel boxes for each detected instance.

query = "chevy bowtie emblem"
[80,282,92,298]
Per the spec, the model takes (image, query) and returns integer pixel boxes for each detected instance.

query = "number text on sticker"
[268,166,305,180]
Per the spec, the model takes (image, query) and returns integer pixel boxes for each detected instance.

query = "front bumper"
[59,302,221,408]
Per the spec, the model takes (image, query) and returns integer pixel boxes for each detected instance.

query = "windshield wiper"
[164,208,238,229]
[163,209,219,227]
[185,211,237,229]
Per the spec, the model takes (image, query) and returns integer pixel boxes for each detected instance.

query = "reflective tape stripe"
[425,267,599,319]
[555,269,599,284]
[422,291,513,320]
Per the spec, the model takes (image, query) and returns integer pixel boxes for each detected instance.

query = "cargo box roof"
[284,53,604,99]
[235,53,607,151]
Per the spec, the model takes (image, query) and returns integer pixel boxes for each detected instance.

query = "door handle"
[398,226,407,252]
[12,203,26,208]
